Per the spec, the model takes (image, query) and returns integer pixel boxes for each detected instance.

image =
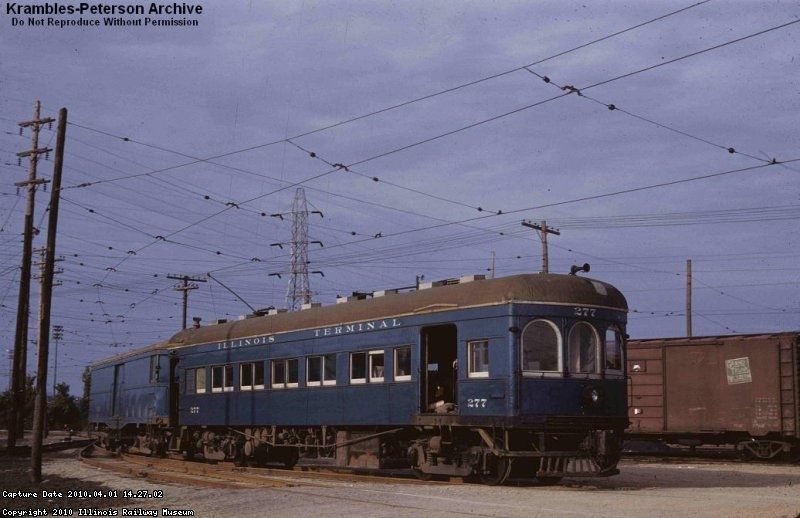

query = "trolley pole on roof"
[168,274,207,329]
[522,220,560,274]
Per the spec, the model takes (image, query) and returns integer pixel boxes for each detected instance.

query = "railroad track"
[623,448,800,466]
[80,446,313,488]
[79,444,453,489]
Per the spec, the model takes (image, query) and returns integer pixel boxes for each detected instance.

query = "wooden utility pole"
[522,220,560,274]
[8,101,54,449]
[686,259,693,337]
[33,247,64,391]
[31,106,66,482]
[51,325,64,393]
[168,274,206,329]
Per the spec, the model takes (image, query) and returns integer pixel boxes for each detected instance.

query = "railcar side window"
[323,353,336,386]
[468,340,489,378]
[604,327,624,374]
[350,352,367,384]
[521,319,562,373]
[211,365,234,393]
[254,362,265,388]
[240,362,265,391]
[369,350,385,382]
[272,360,286,388]
[224,365,233,391]
[307,356,322,387]
[272,359,299,389]
[211,366,223,392]
[350,351,386,384]
[195,367,206,394]
[241,363,253,390]
[307,355,336,387]
[394,346,411,381]
[286,359,299,387]
[568,323,600,375]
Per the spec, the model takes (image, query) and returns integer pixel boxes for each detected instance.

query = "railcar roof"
[91,273,626,367]
[627,331,799,347]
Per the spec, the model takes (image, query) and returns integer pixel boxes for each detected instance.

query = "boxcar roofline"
[627,332,799,347]
[91,273,627,367]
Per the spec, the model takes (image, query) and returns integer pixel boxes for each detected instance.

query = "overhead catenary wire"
[54,15,800,282]
[522,67,773,164]
[38,14,798,281]
[57,0,714,190]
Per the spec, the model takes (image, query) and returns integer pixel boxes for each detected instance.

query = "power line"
[522,67,772,164]
[59,1,713,189]
[43,16,799,272]
[582,18,800,92]
[328,159,798,247]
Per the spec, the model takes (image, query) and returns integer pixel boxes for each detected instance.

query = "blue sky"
[1,0,798,393]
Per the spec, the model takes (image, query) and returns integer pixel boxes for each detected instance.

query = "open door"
[421,324,458,413]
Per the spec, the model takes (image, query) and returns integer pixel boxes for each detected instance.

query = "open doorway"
[421,324,457,413]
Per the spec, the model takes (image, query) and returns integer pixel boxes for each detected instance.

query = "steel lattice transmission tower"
[285,188,312,311]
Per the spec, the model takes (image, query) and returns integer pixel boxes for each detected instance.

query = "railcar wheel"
[784,449,800,463]
[407,444,432,481]
[282,447,300,469]
[411,468,433,481]
[478,453,512,486]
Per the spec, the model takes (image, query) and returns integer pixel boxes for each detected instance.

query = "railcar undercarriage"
[93,422,622,485]
[406,426,622,485]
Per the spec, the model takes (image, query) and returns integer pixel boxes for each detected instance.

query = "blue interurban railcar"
[89,272,628,484]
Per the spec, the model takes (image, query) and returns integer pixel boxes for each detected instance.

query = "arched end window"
[568,323,599,375]
[521,319,562,373]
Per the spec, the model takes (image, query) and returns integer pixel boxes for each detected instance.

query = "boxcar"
[626,332,800,459]
[90,272,629,484]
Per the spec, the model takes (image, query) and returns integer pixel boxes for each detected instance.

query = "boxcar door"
[420,324,458,413]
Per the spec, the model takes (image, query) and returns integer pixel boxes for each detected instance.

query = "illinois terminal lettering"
[314,318,402,337]
[216,334,276,350]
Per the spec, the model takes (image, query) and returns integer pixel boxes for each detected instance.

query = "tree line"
[1,367,90,432]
